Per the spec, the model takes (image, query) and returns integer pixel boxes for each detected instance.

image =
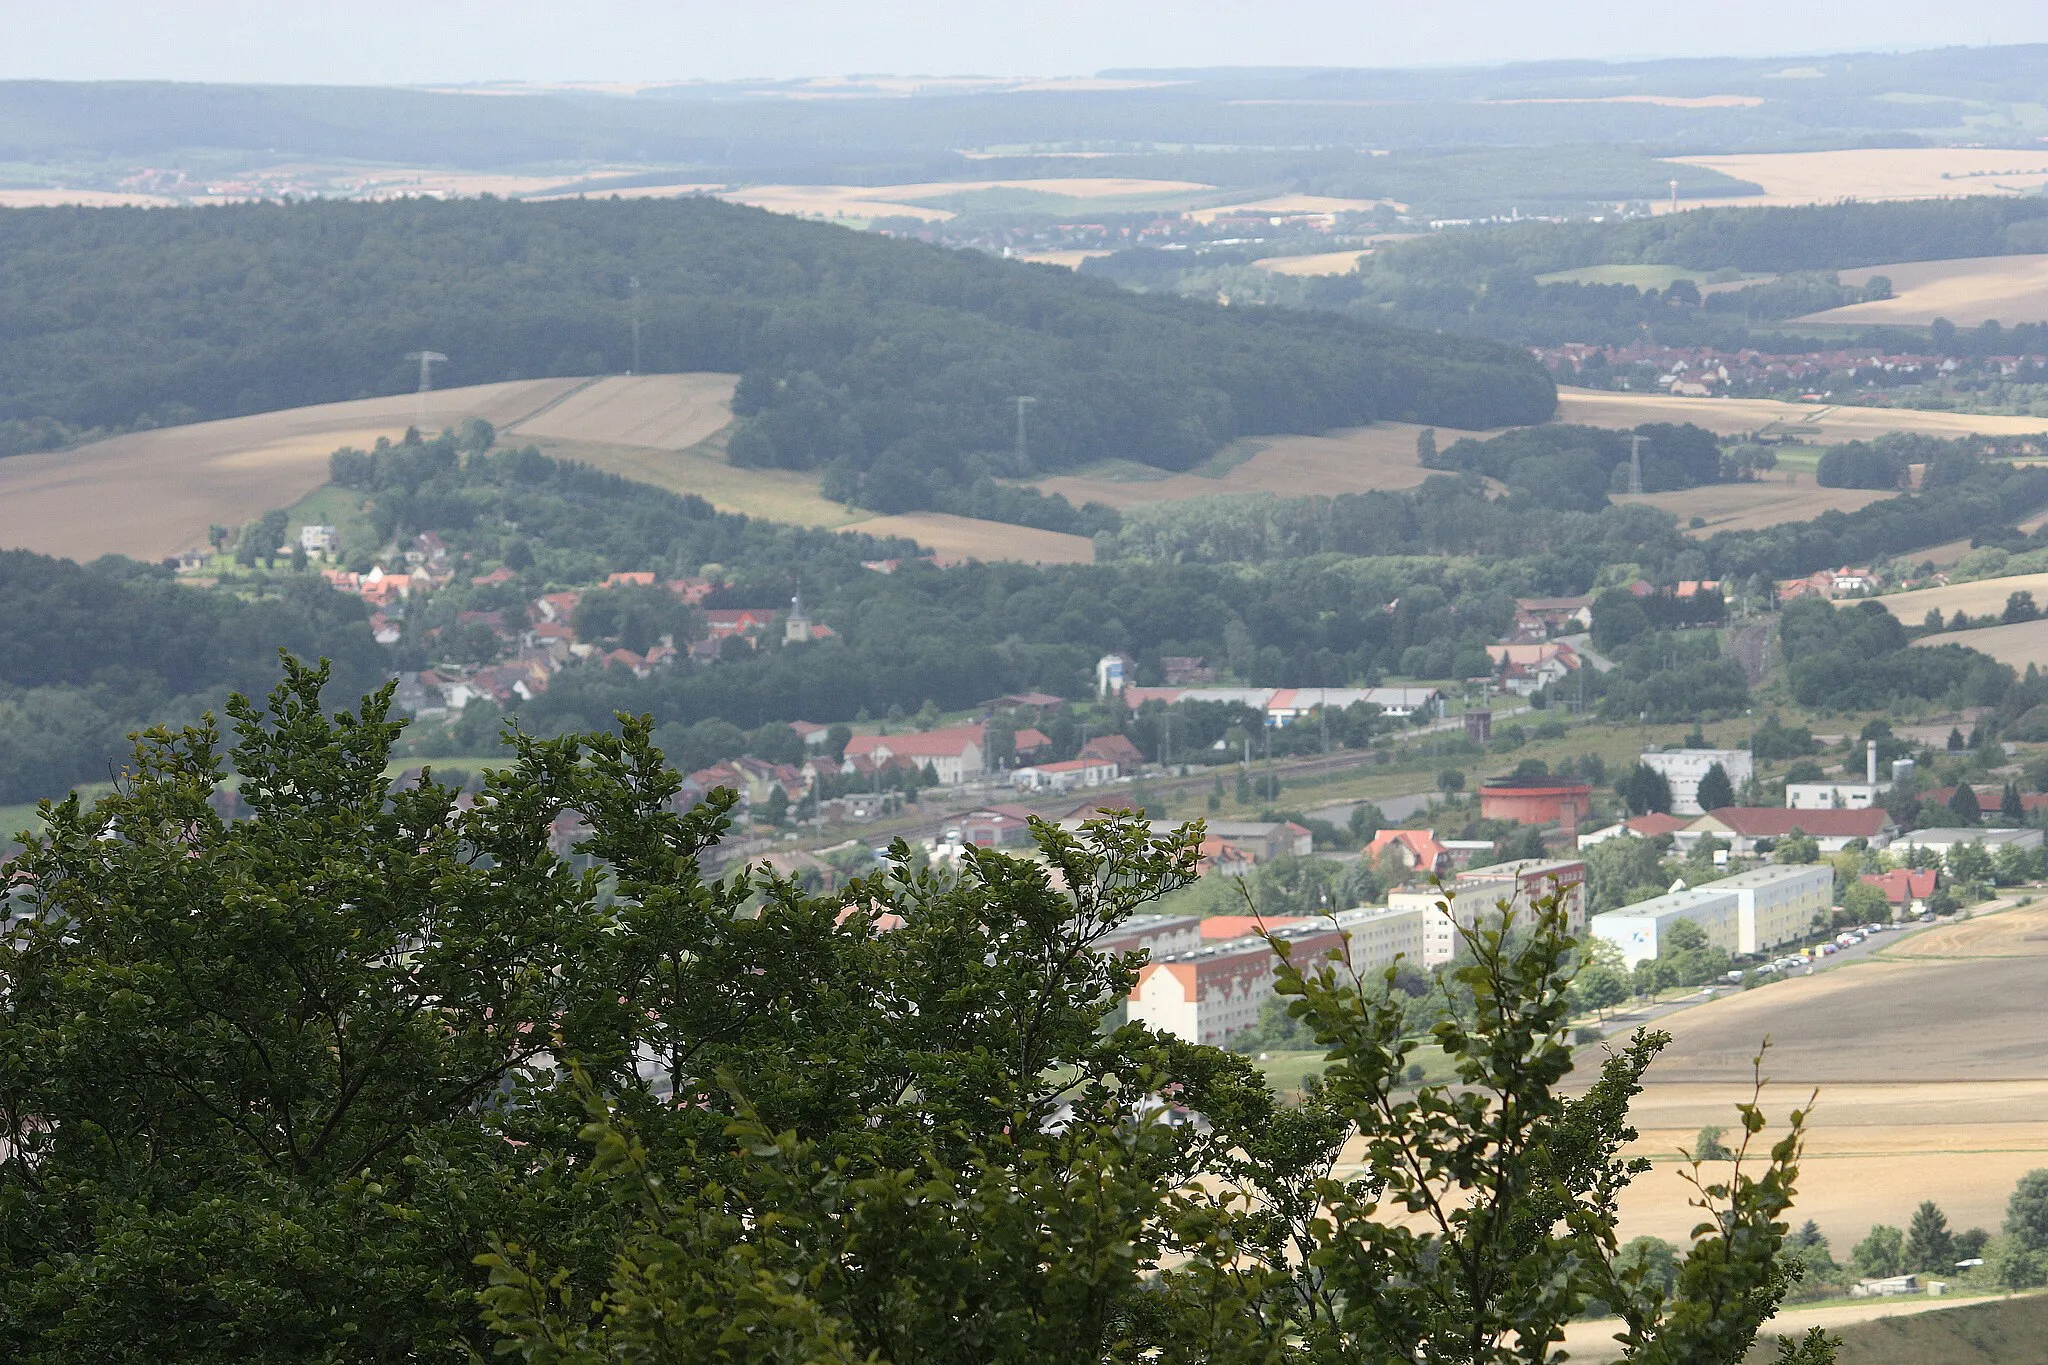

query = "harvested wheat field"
[719,177,1211,222]
[1252,249,1370,276]
[1914,619,2048,670]
[1186,194,1402,223]
[0,188,180,208]
[840,512,1094,565]
[1665,148,2048,208]
[0,378,584,561]
[1614,479,1893,533]
[1798,255,2048,328]
[1557,387,2048,443]
[524,436,863,530]
[1031,421,1480,511]
[502,374,738,450]
[1866,572,2048,624]
[1552,905,2048,1262]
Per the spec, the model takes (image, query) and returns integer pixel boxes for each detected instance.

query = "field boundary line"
[498,375,607,435]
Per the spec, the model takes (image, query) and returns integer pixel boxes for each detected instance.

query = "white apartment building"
[1590,888,1741,969]
[1709,863,1833,955]
[1126,923,1346,1046]
[1892,827,2044,866]
[1389,877,1523,966]
[1092,913,1204,960]
[1639,748,1754,815]
[1785,782,1885,811]
[1330,904,1428,979]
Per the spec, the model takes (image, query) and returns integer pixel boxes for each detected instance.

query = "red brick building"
[1478,776,1594,831]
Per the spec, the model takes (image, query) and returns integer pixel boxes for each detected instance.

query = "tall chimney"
[1867,740,1878,785]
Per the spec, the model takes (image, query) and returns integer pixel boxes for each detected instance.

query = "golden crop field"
[1867,572,2048,624]
[1031,420,1478,511]
[0,373,1099,568]
[718,177,1214,222]
[840,512,1095,565]
[502,374,738,450]
[1556,387,2048,443]
[1665,148,2048,208]
[1570,904,2048,1259]
[1536,264,1774,295]
[1305,900,2048,1358]
[1186,193,1403,223]
[1614,480,1894,534]
[525,434,865,530]
[1913,619,2048,670]
[1797,254,2048,327]
[0,188,180,208]
[0,378,584,561]
[1252,249,1371,276]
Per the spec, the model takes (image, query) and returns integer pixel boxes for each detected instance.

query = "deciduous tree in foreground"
[1,663,1832,1364]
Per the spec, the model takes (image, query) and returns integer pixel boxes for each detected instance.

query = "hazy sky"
[6,0,2048,84]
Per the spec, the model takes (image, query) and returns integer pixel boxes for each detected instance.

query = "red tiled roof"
[1861,868,1937,904]
[1078,733,1145,767]
[1198,914,1315,939]
[1694,806,1889,837]
[843,725,985,759]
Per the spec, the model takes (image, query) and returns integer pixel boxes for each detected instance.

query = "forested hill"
[0,197,1553,510]
[0,551,385,801]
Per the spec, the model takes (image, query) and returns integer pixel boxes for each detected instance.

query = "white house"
[843,725,986,785]
[1640,748,1755,815]
[1010,755,1119,792]
[1892,827,2044,867]
[1786,782,1886,811]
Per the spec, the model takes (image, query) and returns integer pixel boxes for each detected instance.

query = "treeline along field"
[1089,197,2048,352]
[0,197,1553,510]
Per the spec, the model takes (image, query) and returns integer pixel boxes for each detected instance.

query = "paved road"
[1305,790,1437,828]
[1578,909,1951,1044]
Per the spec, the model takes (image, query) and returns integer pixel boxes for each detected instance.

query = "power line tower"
[628,276,642,376]
[1627,434,1645,495]
[405,350,448,431]
[1011,395,1037,467]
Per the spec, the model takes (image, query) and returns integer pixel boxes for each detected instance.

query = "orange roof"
[1198,914,1315,939]
[1366,828,1448,868]
[1862,868,1937,903]
[844,725,985,759]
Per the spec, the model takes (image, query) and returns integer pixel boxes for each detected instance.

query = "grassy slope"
[1755,1293,2048,1364]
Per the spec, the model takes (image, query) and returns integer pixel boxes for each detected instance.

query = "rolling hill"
[0,196,1554,517]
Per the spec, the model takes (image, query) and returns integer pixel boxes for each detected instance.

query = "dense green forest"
[0,552,383,801]
[1426,422,1725,507]
[0,197,1553,510]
